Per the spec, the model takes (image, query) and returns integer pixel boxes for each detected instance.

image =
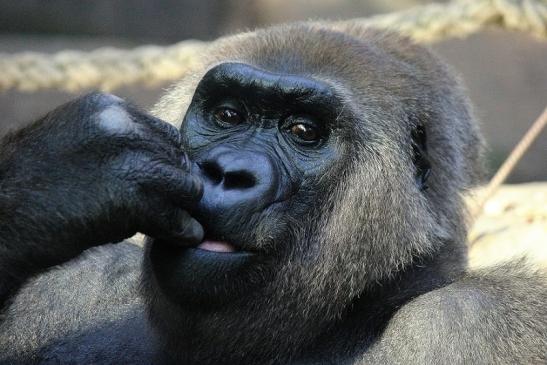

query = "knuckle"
[95,105,139,135]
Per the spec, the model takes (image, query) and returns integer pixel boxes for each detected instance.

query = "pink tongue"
[197,240,236,253]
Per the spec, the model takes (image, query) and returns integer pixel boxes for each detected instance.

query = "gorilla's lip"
[183,247,253,260]
[190,233,257,255]
[196,239,237,253]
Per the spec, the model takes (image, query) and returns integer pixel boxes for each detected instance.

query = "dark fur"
[1,23,546,364]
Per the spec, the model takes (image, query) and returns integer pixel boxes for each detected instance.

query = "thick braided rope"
[0,0,546,93]
[345,0,547,43]
[0,42,208,93]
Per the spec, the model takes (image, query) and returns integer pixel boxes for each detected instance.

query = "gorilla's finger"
[155,211,205,246]
[139,207,204,245]
[138,165,203,205]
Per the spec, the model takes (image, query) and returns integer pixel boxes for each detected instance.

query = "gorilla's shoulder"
[0,242,158,364]
[367,262,547,364]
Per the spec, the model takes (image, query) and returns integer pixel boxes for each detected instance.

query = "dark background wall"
[0,0,545,182]
[0,0,231,42]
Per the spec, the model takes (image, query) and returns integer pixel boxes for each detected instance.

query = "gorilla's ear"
[411,123,431,191]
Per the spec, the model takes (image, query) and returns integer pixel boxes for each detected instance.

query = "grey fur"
[1,22,546,364]
[0,243,158,364]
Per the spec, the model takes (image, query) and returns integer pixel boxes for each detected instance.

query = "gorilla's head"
[143,23,483,364]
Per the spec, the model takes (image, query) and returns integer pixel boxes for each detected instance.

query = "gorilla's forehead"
[207,30,430,114]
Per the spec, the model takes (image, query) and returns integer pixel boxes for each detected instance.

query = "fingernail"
[181,152,190,171]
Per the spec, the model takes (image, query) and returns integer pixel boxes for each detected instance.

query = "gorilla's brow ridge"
[198,62,345,124]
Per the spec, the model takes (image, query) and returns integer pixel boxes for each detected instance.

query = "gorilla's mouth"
[196,239,237,253]
[149,237,257,306]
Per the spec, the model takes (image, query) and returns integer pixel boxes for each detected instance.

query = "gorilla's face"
[148,62,348,307]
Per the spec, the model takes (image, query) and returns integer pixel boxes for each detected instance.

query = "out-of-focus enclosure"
[0,0,545,182]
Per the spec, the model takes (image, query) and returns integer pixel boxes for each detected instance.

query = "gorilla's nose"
[194,146,279,215]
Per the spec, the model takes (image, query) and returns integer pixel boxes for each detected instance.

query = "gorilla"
[0,22,546,364]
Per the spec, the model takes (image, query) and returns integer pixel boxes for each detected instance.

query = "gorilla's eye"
[288,123,320,143]
[214,107,244,126]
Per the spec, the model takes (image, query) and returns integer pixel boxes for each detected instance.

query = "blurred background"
[1,0,545,182]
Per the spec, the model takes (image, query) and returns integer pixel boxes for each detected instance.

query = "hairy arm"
[0,93,203,307]
[363,264,547,364]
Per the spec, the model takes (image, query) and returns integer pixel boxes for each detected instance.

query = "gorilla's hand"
[0,93,202,302]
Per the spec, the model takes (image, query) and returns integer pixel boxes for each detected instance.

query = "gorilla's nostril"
[223,170,256,190]
[200,161,223,184]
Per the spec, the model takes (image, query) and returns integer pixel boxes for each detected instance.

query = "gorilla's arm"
[364,264,547,364]
[0,93,203,308]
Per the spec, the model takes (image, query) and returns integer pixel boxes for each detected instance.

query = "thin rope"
[0,0,546,93]
[471,105,547,220]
